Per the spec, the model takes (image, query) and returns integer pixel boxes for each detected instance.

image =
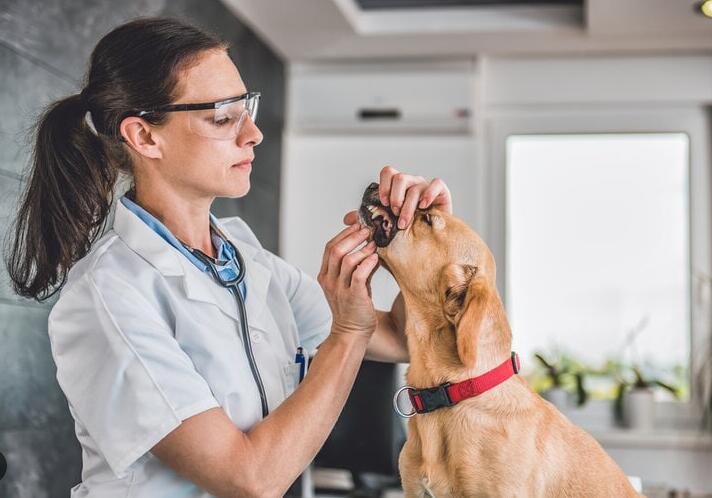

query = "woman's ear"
[120,116,163,159]
[440,263,491,369]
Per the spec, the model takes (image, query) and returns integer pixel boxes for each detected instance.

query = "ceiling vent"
[355,0,582,9]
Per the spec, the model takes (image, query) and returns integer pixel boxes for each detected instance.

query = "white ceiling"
[221,0,712,60]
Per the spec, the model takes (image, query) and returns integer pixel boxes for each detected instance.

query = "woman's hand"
[343,166,453,228]
[317,224,379,339]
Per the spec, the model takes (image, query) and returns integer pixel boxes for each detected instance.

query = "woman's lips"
[232,159,252,170]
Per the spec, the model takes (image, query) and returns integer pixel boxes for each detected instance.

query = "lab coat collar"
[113,201,272,330]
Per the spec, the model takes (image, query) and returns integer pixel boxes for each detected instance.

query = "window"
[506,133,690,398]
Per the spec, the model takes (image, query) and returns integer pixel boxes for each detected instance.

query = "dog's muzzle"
[358,182,399,248]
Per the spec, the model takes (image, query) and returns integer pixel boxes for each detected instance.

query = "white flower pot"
[624,388,655,431]
[542,387,569,410]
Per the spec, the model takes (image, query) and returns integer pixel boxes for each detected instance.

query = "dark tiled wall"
[0,1,284,495]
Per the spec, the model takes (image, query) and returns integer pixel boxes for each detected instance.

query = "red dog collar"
[393,352,521,417]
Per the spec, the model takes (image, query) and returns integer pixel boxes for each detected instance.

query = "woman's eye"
[212,117,233,127]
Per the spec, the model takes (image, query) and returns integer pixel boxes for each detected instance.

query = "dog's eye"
[422,213,433,226]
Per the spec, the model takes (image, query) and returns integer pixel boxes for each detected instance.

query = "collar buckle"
[410,382,454,414]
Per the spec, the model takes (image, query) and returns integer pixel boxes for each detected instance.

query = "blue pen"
[295,346,306,382]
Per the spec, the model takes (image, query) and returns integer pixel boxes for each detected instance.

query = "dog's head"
[359,182,504,369]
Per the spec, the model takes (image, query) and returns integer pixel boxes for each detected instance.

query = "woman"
[7,17,452,497]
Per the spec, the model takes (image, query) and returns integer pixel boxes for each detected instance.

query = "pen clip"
[295,347,306,383]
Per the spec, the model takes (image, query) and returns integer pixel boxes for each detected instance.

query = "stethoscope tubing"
[183,233,270,419]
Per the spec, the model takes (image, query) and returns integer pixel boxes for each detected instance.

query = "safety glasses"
[134,92,260,140]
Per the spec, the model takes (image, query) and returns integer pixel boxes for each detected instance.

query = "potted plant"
[533,352,588,410]
[614,366,679,431]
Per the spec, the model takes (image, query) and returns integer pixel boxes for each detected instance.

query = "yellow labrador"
[359,183,641,498]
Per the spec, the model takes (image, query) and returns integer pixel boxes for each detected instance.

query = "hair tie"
[84,111,98,136]
[79,89,99,135]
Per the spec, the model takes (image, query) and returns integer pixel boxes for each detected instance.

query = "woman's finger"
[379,166,399,206]
[319,224,360,277]
[351,253,380,289]
[398,183,426,229]
[343,210,359,226]
[326,227,370,279]
[418,177,452,214]
[389,174,424,216]
[338,241,376,287]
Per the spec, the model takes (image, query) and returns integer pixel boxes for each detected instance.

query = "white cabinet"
[287,61,475,134]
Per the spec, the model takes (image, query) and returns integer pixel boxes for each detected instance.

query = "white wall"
[483,55,712,106]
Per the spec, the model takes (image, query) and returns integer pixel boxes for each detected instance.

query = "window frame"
[484,106,711,424]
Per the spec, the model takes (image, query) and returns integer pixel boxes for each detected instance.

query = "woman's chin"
[220,181,250,199]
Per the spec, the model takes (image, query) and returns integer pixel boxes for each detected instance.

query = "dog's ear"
[440,263,491,369]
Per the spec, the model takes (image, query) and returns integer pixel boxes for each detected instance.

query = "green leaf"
[574,372,588,406]
[652,380,679,398]
[614,382,626,423]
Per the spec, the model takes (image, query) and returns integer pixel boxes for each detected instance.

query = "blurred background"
[1,0,712,496]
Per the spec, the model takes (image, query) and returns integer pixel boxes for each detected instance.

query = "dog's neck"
[403,294,530,411]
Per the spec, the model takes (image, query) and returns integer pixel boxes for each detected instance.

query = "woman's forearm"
[243,330,369,496]
[365,309,409,363]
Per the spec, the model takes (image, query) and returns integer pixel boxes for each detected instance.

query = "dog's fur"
[360,187,641,498]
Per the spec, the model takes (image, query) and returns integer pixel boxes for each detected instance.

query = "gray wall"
[0,1,284,495]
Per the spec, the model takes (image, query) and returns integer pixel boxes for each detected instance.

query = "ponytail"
[6,93,117,301]
[4,17,227,301]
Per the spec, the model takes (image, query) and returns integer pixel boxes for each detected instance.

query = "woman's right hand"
[317,224,379,340]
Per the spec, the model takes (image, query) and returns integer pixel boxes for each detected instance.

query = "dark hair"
[5,17,228,301]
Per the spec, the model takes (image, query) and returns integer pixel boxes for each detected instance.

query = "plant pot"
[624,388,655,431]
[542,387,569,410]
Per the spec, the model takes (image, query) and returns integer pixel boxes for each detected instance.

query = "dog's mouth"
[358,182,399,248]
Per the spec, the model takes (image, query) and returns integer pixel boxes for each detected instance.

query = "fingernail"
[398,218,407,229]
[419,199,427,208]
[392,206,400,215]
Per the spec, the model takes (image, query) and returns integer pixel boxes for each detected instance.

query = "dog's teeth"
[372,212,378,219]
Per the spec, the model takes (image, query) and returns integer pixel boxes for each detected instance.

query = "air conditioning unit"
[287,61,476,134]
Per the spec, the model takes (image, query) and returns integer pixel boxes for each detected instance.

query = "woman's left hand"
[343,166,453,228]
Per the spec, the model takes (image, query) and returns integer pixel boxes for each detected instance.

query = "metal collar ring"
[393,385,417,418]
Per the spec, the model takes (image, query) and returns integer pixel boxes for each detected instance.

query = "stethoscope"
[180,229,270,419]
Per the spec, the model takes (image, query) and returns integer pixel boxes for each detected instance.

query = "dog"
[358,183,641,498]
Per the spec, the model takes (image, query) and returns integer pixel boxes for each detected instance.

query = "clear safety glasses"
[134,92,260,140]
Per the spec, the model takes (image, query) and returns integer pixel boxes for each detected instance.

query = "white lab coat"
[47,200,332,497]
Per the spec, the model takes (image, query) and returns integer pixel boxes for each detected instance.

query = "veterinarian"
[6,17,453,498]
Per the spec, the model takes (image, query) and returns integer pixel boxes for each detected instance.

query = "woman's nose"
[236,115,263,148]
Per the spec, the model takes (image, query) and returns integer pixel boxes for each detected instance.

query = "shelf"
[591,429,712,450]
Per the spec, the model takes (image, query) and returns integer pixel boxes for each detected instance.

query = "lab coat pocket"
[281,362,302,398]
